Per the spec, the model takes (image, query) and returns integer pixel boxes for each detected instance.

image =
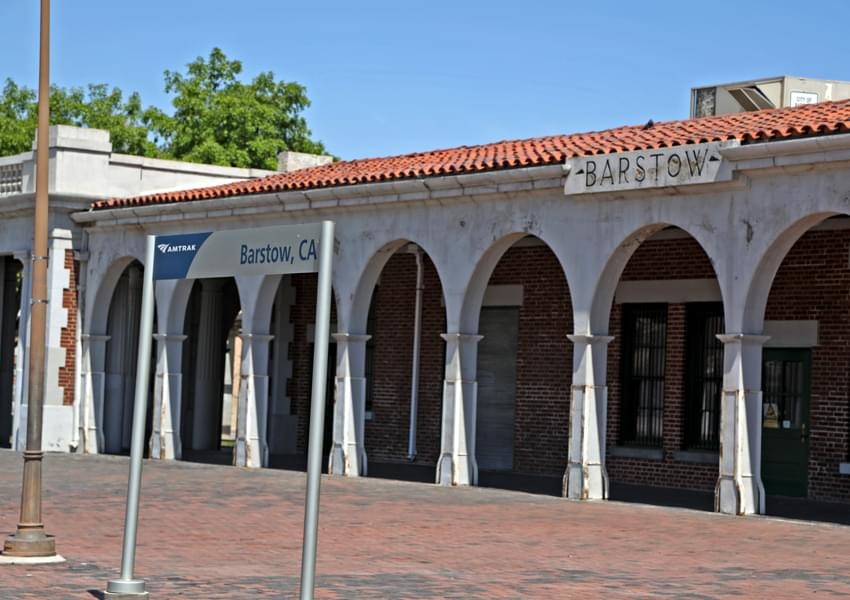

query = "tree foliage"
[0,48,326,169]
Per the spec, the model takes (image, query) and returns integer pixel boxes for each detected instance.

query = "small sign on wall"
[790,91,818,107]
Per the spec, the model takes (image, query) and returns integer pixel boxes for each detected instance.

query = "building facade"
[5,100,850,516]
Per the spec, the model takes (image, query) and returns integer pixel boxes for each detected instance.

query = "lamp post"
[3,0,57,558]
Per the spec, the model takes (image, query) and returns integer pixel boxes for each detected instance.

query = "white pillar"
[234,333,273,468]
[150,333,187,460]
[436,332,482,486]
[191,279,224,450]
[716,333,769,515]
[11,250,31,450]
[564,334,613,500]
[79,333,110,453]
[328,333,369,477]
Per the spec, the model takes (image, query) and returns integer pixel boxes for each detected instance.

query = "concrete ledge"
[672,450,719,465]
[0,554,65,565]
[608,446,664,461]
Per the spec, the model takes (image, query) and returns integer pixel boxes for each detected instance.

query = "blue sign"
[152,223,324,280]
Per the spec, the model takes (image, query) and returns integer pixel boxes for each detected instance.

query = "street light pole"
[3,0,57,558]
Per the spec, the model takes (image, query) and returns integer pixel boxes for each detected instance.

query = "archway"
[266,273,339,472]
[180,277,241,464]
[600,226,723,510]
[464,235,572,495]
[753,215,850,506]
[102,260,157,455]
[0,256,22,448]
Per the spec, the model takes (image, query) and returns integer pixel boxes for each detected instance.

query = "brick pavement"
[0,450,849,598]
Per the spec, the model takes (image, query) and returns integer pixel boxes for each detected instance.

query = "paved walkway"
[0,451,848,598]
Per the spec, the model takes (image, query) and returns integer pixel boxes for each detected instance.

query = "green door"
[761,349,811,497]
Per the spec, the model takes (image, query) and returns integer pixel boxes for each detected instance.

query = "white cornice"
[72,164,566,228]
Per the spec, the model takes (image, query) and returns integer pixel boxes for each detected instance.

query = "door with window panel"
[761,349,811,497]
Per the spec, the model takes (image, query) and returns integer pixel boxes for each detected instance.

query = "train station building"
[3,90,850,516]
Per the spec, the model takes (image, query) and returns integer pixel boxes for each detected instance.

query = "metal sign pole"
[106,235,155,597]
[299,220,335,600]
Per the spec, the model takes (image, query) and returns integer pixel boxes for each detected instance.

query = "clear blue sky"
[2,1,850,160]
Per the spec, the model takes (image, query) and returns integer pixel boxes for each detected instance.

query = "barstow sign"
[563,140,739,195]
[153,222,322,280]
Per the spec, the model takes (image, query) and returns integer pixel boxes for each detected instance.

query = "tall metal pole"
[3,0,56,559]
[106,235,155,597]
[299,221,335,600]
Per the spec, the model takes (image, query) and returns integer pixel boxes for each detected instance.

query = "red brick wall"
[486,244,572,476]
[765,229,850,502]
[364,253,444,465]
[289,273,337,452]
[58,250,78,406]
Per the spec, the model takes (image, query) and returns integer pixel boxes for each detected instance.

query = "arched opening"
[0,256,22,448]
[468,235,572,495]
[342,242,446,482]
[102,260,156,455]
[266,273,338,472]
[757,215,850,507]
[180,277,241,464]
[602,226,723,510]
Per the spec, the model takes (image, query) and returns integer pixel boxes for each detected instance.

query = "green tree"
[0,79,160,157]
[150,48,325,169]
[0,48,326,169]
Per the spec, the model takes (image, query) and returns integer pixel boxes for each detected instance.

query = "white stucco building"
[4,98,850,515]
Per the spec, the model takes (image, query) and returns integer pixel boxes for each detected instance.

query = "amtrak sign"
[153,222,323,280]
[564,140,739,195]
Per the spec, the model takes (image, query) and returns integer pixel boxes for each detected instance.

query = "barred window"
[621,304,667,446]
[685,303,724,450]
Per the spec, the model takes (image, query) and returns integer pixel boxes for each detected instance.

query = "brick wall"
[364,253,444,465]
[58,250,78,406]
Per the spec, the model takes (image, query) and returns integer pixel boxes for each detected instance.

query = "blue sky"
[2,1,850,160]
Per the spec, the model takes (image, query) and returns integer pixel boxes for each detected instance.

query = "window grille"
[685,303,724,450]
[621,304,667,446]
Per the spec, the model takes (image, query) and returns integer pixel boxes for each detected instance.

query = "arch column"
[234,333,273,468]
[79,334,110,453]
[11,250,31,450]
[150,333,187,459]
[329,333,369,476]
[436,332,482,486]
[151,277,193,460]
[564,333,613,500]
[715,333,769,515]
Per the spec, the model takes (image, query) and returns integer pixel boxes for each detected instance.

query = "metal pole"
[106,235,155,597]
[407,247,423,461]
[3,0,55,559]
[299,220,335,600]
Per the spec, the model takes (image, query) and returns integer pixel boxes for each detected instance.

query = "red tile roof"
[93,99,850,210]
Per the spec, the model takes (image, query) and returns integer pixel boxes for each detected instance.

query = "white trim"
[482,285,523,307]
[763,320,819,348]
[615,279,721,304]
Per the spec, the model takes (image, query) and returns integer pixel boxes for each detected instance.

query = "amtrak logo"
[157,243,197,254]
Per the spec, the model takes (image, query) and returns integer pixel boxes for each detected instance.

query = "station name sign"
[564,140,738,195]
[153,222,323,280]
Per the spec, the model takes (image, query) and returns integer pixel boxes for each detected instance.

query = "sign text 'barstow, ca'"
[153,222,323,280]
[563,140,739,195]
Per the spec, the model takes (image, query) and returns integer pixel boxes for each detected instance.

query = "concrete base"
[104,592,149,599]
[0,554,65,564]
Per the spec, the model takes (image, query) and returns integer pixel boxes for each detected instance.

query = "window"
[685,303,724,450]
[621,304,667,446]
